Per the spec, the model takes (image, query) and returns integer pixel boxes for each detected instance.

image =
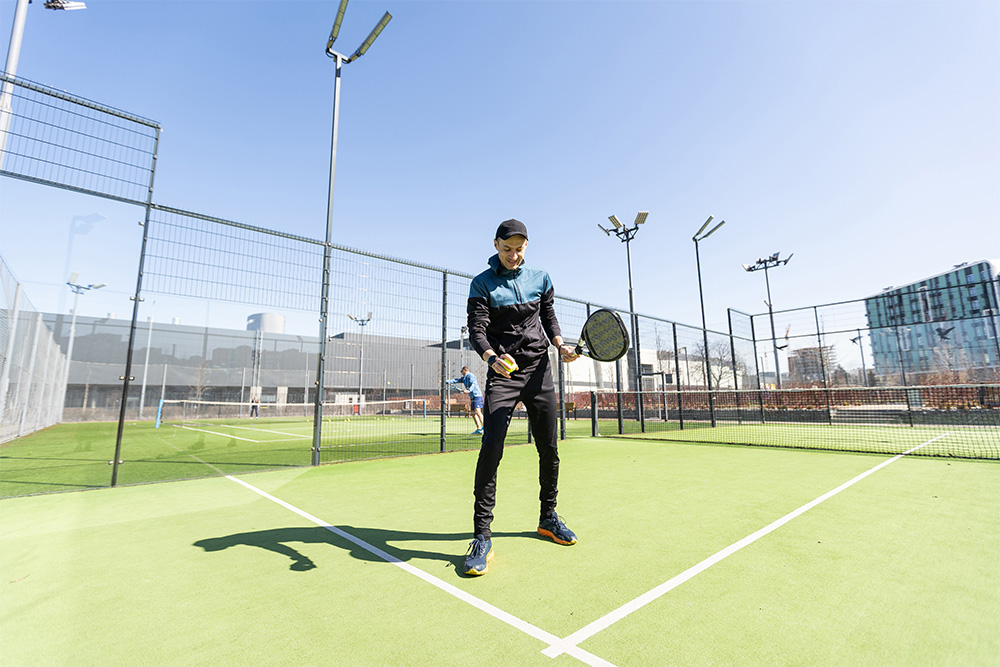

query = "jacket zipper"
[512,269,523,304]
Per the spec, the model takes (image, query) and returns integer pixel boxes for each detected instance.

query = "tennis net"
[156,398,428,427]
[595,384,1000,460]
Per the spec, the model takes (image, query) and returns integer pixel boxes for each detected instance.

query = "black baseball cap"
[495,219,528,240]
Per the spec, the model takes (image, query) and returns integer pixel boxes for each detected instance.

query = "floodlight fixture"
[633,211,649,225]
[347,11,392,63]
[44,0,86,9]
[66,274,105,295]
[327,0,350,51]
[608,214,623,229]
[743,250,793,388]
[692,215,714,240]
[699,219,726,240]
[597,224,611,236]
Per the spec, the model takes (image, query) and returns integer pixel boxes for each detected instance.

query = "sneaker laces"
[466,536,488,558]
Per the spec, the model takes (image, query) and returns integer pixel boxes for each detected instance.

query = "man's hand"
[559,344,579,363]
[490,353,517,378]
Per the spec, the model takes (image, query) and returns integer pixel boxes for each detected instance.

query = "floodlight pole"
[62,278,104,420]
[600,212,648,430]
[693,216,726,427]
[348,313,372,403]
[460,325,468,366]
[743,253,791,388]
[312,0,391,465]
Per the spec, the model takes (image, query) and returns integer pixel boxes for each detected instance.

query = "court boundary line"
[541,433,950,658]
[223,474,618,667]
[199,423,312,439]
[175,425,260,442]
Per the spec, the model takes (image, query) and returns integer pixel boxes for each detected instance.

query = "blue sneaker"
[471,428,483,435]
[537,512,577,545]
[464,534,493,575]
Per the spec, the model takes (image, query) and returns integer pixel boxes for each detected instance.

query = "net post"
[615,357,624,435]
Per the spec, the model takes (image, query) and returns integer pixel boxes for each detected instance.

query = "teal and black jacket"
[467,254,563,366]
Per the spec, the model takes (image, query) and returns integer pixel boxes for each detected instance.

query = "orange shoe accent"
[537,527,577,545]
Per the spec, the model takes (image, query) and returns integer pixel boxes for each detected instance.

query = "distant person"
[462,218,580,576]
[250,395,259,419]
[446,366,484,435]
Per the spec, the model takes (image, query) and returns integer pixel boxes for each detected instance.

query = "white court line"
[177,425,261,442]
[224,474,618,667]
[198,423,311,439]
[542,433,950,659]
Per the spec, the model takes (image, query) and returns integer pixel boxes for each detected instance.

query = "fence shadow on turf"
[194,526,537,574]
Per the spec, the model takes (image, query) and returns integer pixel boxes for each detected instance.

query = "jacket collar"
[488,253,522,278]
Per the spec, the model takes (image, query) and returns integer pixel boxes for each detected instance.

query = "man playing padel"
[463,218,580,576]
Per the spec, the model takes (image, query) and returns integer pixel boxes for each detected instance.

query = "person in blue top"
[461,218,581,576]
[446,366,484,435]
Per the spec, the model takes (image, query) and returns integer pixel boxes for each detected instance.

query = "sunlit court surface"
[2,436,997,666]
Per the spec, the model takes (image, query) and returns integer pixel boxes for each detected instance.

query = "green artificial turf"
[2,438,997,666]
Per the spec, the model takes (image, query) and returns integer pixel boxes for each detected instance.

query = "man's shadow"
[194,526,537,577]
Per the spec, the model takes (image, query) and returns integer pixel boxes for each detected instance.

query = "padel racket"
[574,309,630,362]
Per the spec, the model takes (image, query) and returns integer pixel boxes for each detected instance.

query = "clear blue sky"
[1,0,998,334]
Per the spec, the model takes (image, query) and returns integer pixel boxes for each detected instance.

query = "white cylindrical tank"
[247,313,285,334]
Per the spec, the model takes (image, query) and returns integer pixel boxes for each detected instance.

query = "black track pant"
[473,353,559,539]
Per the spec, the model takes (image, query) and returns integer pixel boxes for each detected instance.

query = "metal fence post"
[749,315,765,423]
[590,391,598,437]
[672,322,683,430]
[728,308,741,425]
[440,272,448,452]
[558,352,566,440]
[636,315,645,433]
[814,306,833,425]
[615,357,624,434]
[111,126,162,487]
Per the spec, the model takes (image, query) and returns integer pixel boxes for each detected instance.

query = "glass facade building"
[864,260,1000,383]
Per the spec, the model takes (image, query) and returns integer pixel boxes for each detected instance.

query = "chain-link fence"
[0,256,67,443]
[2,73,999,497]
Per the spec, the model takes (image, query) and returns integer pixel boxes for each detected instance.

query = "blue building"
[865,260,1000,384]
